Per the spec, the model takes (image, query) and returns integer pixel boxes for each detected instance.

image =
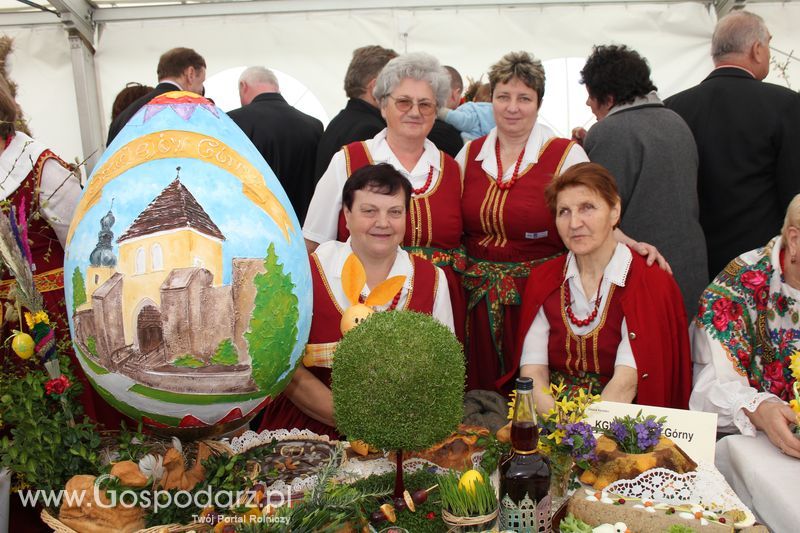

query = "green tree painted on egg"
[245,243,299,396]
[71,266,87,312]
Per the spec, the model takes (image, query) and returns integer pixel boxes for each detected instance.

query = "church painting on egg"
[70,175,297,397]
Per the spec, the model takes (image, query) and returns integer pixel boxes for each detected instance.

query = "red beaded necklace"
[494,138,526,190]
[359,289,402,310]
[412,166,434,195]
[563,276,604,327]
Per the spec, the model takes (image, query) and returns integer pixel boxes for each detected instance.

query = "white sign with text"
[585,401,718,464]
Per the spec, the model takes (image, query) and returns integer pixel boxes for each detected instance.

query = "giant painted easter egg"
[64,92,312,437]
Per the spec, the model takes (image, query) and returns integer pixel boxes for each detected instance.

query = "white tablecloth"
[715,433,799,533]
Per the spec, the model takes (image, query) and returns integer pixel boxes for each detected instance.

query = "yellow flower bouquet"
[789,353,800,435]
[537,382,600,497]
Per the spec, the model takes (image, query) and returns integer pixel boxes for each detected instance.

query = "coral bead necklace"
[494,138,526,190]
[359,290,402,310]
[412,165,434,195]
[563,276,604,327]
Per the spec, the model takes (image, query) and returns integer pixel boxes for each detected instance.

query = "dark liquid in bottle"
[499,450,551,504]
[499,421,552,532]
[511,421,539,452]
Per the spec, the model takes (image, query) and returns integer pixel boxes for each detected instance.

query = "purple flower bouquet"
[601,411,667,454]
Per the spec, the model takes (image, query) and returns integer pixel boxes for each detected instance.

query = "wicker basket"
[441,507,499,532]
[40,509,209,532]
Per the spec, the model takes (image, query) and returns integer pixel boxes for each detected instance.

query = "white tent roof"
[1,0,797,172]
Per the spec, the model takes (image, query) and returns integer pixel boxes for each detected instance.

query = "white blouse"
[313,239,454,333]
[520,243,636,369]
[0,132,82,248]
[303,129,443,245]
[454,122,589,179]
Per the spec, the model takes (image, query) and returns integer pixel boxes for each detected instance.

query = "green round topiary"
[332,310,465,452]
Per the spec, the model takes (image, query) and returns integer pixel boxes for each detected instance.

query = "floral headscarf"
[696,237,800,400]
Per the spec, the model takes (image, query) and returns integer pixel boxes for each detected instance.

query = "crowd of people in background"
[4,9,800,461]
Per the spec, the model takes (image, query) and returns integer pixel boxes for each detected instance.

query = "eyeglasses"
[386,95,437,116]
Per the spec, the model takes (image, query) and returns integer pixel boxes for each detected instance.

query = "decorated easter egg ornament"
[11,331,34,359]
[63,92,312,437]
[458,469,484,496]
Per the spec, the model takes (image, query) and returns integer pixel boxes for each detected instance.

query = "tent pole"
[66,33,103,175]
[51,0,104,175]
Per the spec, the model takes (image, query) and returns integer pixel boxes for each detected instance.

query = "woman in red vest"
[457,52,665,392]
[260,164,454,438]
[511,163,691,411]
[304,52,466,344]
[0,83,122,429]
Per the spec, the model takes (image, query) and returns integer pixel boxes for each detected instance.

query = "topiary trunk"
[393,448,405,497]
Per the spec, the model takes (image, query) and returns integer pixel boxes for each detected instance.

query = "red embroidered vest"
[306,251,438,384]
[335,141,462,250]
[462,136,572,263]
[0,150,70,319]
[542,281,625,388]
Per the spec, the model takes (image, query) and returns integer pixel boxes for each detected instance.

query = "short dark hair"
[580,45,657,107]
[157,47,206,80]
[344,45,398,99]
[342,163,412,210]
[111,83,154,121]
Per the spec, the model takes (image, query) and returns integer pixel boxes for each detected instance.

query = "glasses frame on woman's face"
[554,185,620,258]
[386,95,437,117]
[344,188,407,260]
[492,77,540,139]
[381,78,438,143]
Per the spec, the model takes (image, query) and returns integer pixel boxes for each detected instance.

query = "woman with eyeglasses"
[456,51,666,392]
[304,52,466,342]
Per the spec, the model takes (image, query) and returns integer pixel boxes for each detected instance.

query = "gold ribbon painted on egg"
[67,130,294,245]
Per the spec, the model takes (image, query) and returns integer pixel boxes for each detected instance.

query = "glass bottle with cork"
[498,376,552,532]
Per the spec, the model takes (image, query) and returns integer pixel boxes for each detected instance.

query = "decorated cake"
[567,489,762,533]
[580,413,696,490]
[580,435,697,490]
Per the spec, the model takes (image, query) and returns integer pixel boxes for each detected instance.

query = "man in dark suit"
[107,47,206,146]
[666,11,800,279]
[314,45,398,179]
[228,67,323,224]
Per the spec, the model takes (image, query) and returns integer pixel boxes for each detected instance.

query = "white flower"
[100,448,120,465]
[139,454,164,481]
[171,437,183,454]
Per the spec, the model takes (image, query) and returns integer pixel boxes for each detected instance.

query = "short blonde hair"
[488,51,545,105]
[781,194,800,244]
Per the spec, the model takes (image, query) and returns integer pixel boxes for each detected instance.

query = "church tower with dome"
[85,203,118,302]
